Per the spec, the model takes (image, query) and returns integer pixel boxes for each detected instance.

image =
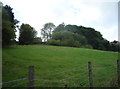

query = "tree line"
[2,5,120,52]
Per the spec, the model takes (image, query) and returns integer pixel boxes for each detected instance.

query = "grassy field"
[2,45,119,87]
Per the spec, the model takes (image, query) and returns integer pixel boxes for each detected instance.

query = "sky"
[1,0,119,42]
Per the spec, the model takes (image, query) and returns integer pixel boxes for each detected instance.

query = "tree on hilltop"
[41,22,55,42]
[19,24,37,45]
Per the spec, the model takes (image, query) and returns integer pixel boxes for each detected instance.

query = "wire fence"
[1,64,88,87]
[92,62,117,87]
[0,78,27,85]
[39,64,86,78]
[1,60,120,88]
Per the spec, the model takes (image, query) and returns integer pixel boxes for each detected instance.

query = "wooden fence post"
[64,84,68,88]
[117,60,120,87]
[28,66,34,89]
[88,61,93,88]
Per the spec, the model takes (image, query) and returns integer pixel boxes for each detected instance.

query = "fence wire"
[0,77,27,85]
[33,71,88,87]
[39,65,86,78]
[11,81,28,87]
[2,60,118,87]
[1,65,86,87]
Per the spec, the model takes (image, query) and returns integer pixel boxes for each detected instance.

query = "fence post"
[88,61,93,88]
[28,66,34,89]
[117,60,120,87]
[64,84,68,88]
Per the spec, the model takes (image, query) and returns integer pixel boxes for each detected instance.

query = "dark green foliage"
[48,30,90,48]
[52,24,119,52]
[2,5,19,46]
[110,40,120,52]
[74,26,104,50]
[101,39,111,51]
[49,30,79,47]
[19,24,37,45]
[54,23,65,32]
[32,37,42,44]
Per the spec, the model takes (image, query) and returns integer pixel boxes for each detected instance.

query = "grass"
[2,45,119,87]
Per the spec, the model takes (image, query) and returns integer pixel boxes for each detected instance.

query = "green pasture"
[2,45,119,87]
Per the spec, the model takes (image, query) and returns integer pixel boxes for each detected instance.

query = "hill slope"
[2,45,119,87]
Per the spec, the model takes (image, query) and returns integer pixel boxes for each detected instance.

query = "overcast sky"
[1,0,119,42]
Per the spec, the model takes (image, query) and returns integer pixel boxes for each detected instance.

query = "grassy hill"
[2,45,119,87]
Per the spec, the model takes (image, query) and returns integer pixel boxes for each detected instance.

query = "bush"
[50,30,88,47]
[47,39,60,46]
[32,37,42,44]
[81,44,93,49]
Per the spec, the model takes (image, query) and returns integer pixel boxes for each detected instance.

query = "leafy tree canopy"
[19,23,37,45]
[2,5,19,46]
[41,22,55,42]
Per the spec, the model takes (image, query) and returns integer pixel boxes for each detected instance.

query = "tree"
[68,25,106,50]
[49,30,89,47]
[2,5,19,46]
[43,23,120,52]
[32,37,42,44]
[53,24,108,50]
[54,22,65,32]
[19,24,37,45]
[41,22,55,42]
[110,40,120,52]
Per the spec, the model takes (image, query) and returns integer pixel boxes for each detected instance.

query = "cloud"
[94,25,118,41]
[1,0,118,41]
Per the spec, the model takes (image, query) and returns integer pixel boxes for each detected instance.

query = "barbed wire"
[11,81,28,87]
[39,65,86,78]
[10,73,83,87]
[2,62,117,87]
[33,83,64,87]
[35,72,87,82]
[1,68,86,87]
[0,77,27,85]
[34,79,60,82]
[33,73,88,87]
[33,74,82,87]
[1,65,87,86]
[60,74,81,81]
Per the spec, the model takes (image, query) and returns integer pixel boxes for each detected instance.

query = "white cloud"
[93,25,118,41]
[1,0,118,41]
